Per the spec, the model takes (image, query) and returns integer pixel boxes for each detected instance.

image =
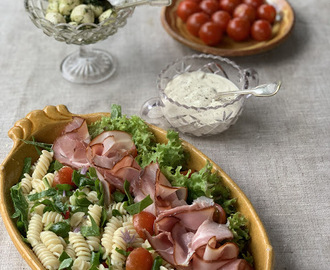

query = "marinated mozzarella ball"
[70,5,95,24]
[45,12,66,24]
[69,21,78,26]
[59,0,82,16]
[88,5,104,18]
[99,8,115,23]
[46,1,59,13]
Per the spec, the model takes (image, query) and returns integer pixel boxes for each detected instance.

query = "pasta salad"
[10,105,254,270]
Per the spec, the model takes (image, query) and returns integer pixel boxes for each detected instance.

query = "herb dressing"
[164,70,239,107]
[160,70,244,136]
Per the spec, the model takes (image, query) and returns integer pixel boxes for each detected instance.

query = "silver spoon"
[214,81,282,100]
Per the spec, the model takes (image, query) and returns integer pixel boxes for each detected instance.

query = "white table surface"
[0,0,329,269]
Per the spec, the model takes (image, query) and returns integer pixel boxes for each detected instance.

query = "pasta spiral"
[108,202,127,216]
[33,243,60,270]
[20,173,33,194]
[70,212,85,227]
[86,204,102,251]
[40,230,64,257]
[42,211,64,227]
[111,227,130,270]
[101,216,123,258]
[65,243,76,260]
[69,232,91,261]
[32,150,53,180]
[86,190,98,204]
[72,257,91,270]
[27,214,43,247]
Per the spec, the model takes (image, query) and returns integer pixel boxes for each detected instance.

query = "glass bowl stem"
[60,45,117,84]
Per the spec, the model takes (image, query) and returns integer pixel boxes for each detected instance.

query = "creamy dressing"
[160,71,245,136]
[164,71,239,107]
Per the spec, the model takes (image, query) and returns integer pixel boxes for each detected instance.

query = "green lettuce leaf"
[10,183,29,235]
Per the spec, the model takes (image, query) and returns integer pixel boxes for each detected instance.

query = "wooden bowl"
[161,0,295,56]
[0,105,273,269]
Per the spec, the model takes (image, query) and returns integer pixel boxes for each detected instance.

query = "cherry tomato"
[133,211,156,240]
[226,17,250,41]
[233,3,256,23]
[199,0,219,15]
[126,248,153,270]
[219,0,242,14]
[243,0,264,8]
[251,19,272,41]
[186,12,210,36]
[199,22,223,46]
[211,10,231,30]
[257,4,276,24]
[52,166,74,187]
[177,0,202,22]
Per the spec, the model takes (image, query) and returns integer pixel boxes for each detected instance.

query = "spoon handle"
[115,0,170,10]
[214,81,281,99]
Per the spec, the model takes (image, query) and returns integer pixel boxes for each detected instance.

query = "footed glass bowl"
[24,0,134,84]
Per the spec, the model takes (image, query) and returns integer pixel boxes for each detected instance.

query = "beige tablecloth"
[0,0,329,269]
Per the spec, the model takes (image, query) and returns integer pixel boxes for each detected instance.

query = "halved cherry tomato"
[251,19,272,41]
[233,3,256,23]
[177,0,202,22]
[226,17,250,41]
[243,0,264,8]
[186,12,210,37]
[257,4,276,24]
[219,0,242,14]
[126,248,153,270]
[133,211,156,240]
[199,0,220,15]
[52,166,74,187]
[199,21,223,46]
[211,10,231,30]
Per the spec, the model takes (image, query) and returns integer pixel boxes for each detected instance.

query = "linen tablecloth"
[0,0,329,269]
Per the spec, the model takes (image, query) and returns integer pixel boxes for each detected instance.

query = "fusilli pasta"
[32,150,53,180]
[33,243,60,270]
[27,214,43,247]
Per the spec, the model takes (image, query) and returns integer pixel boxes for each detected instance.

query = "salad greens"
[12,104,253,263]
[89,105,252,259]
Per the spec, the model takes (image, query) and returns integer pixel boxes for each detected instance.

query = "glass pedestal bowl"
[141,54,259,136]
[24,0,134,84]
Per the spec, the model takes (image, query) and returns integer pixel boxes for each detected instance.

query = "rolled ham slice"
[53,117,90,169]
